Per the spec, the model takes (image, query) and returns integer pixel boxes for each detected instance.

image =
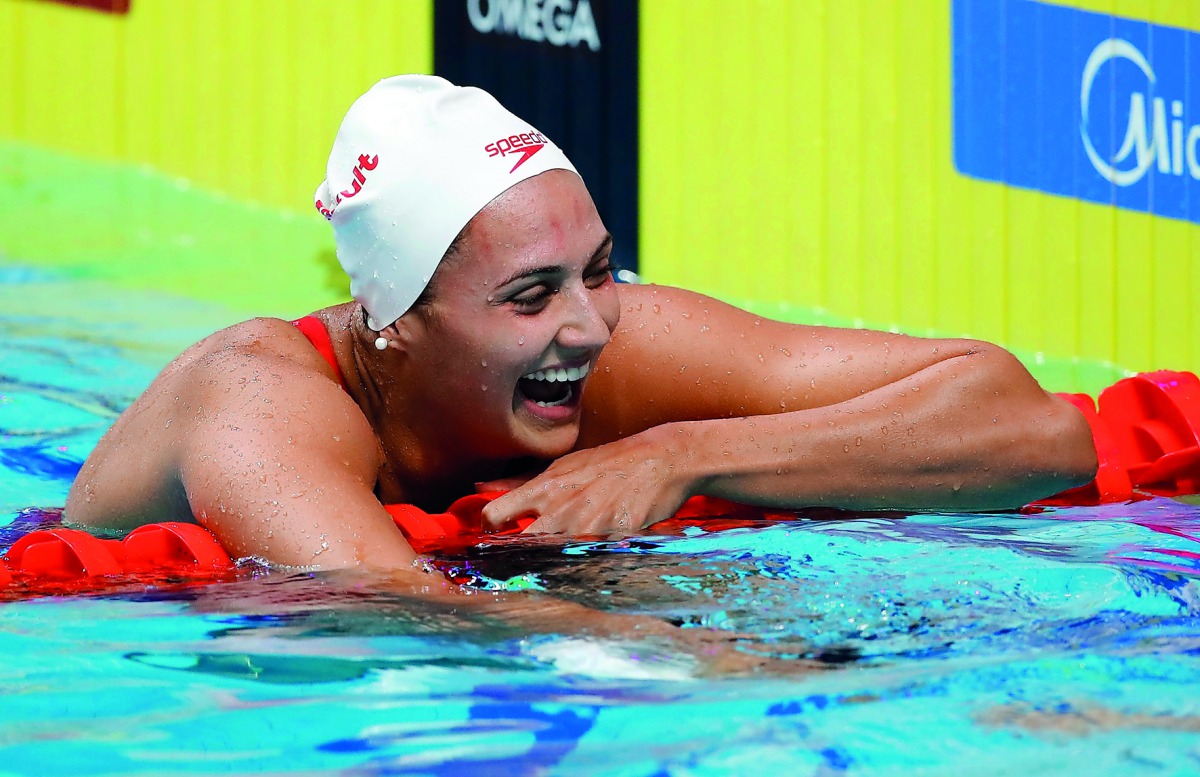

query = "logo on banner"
[952,0,1199,225]
[1081,38,1200,186]
[466,0,601,51]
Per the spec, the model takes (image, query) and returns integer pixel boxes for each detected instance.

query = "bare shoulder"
[175,316,371,443]
[579,283,992,445]
[66,315,377,530]
[611,283,975,352]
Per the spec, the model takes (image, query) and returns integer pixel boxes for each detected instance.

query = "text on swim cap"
[484,132,547,173]
[315,153,379,220]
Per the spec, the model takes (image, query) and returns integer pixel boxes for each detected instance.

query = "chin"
[514,424,580,460]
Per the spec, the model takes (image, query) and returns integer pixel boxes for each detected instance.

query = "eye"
[509,284,554,311]
[585,260,614,288]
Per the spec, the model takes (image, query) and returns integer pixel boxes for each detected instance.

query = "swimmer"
[64,75,1097,572]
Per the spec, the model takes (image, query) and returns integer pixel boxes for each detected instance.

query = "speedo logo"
[484,131,548,173]
[315,153,379,221]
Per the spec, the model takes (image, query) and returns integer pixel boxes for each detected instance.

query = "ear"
[381,311,426,353]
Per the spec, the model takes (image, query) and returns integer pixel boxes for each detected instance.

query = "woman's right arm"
[68,332,417,570]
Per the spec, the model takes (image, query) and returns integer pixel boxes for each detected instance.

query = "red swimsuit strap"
[291,316,349,392]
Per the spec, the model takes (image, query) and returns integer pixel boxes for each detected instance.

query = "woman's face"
[402,170,620,461]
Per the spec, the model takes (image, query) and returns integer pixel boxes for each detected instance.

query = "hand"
[536,605,823,678]
[479,426,697,537]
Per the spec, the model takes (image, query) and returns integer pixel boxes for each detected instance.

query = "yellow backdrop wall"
[0,0,432,212]
[2,0,1196,389]
[639,0,1199,385]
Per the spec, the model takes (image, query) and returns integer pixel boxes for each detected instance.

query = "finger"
[522,510,568,535]
[480,488,540,529]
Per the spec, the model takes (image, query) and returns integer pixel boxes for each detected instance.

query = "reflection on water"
[0,267,238,515]
[3,266,1200,774]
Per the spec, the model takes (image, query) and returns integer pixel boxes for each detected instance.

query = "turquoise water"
[3,267,1200,775]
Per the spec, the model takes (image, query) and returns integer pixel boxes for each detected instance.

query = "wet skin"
[65,170,1098,571]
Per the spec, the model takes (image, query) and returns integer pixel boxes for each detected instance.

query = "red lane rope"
[5,371,1198,596]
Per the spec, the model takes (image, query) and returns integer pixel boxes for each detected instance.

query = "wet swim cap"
[315,75,579,330]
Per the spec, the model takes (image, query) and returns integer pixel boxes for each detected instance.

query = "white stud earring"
[374,337,388,351]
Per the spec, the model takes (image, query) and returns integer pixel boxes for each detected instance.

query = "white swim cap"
[315,75,579,330]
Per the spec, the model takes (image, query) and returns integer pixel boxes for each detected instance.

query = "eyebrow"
[495,234,614,289]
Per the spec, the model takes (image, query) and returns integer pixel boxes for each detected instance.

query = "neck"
[343,314,536,509]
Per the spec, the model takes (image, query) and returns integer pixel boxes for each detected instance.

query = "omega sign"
[466,0,602,51]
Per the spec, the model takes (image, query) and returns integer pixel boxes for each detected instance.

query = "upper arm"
[178,352,417,570]
[67,318,418,570]
[580,284,1006,443]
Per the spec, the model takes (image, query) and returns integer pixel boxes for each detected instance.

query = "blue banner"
[952,0,1200,225]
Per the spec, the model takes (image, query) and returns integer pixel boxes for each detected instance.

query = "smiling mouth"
[516,362,590,408]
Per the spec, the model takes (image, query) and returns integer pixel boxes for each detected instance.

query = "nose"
[556,282,614,352]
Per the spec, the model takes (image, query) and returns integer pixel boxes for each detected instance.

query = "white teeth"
[522,362,590,382]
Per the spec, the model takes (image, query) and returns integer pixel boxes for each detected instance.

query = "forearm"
[669,345,1097,511]
[327,568,810,676]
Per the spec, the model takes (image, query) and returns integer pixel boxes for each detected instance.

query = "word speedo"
[484,131,547,173]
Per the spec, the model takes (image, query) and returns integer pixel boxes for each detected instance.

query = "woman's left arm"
[482,285,1098,534]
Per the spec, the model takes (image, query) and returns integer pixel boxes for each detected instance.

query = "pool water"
[3,267,1200,775]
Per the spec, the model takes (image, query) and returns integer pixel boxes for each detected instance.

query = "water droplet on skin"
[517,336,525,345]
